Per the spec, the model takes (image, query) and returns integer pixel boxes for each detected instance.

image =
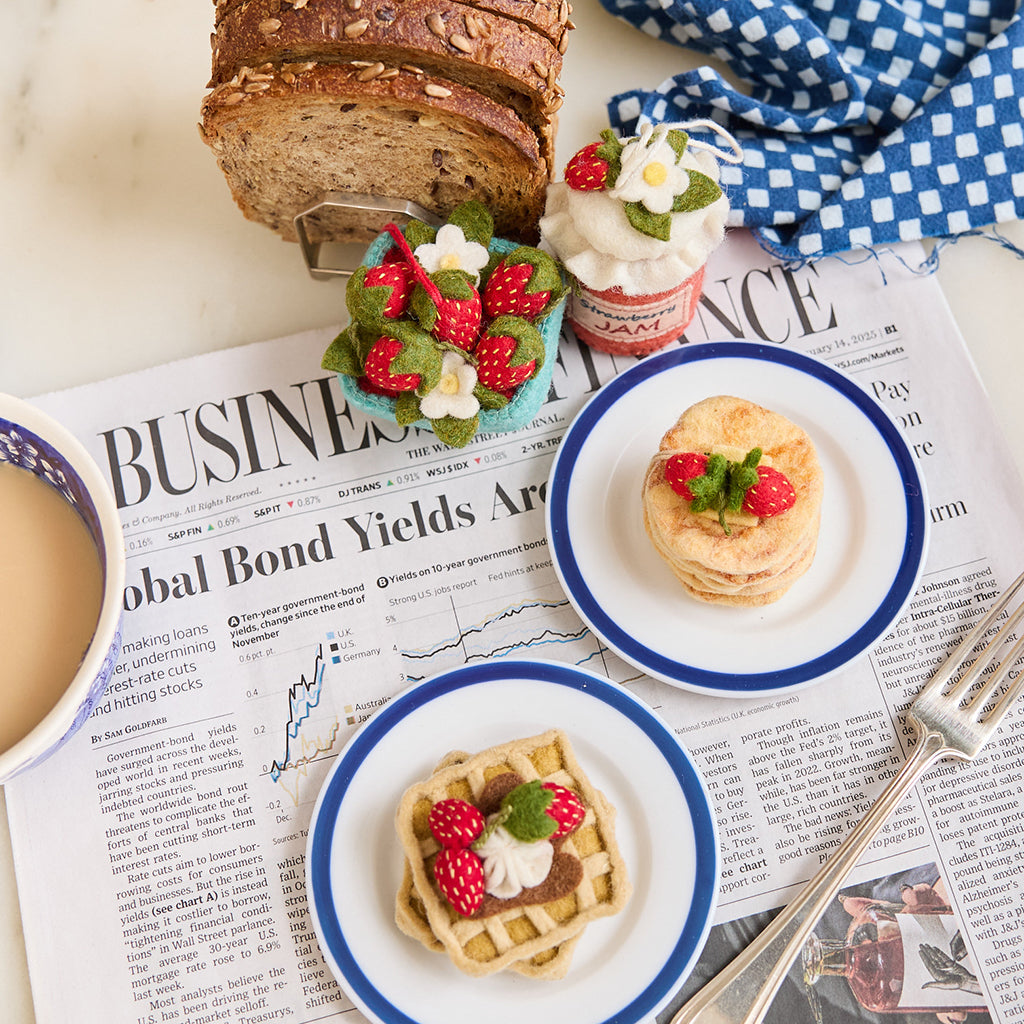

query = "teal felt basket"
[338,232,566,442]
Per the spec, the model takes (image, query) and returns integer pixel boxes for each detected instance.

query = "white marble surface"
[2,0,1022,1020]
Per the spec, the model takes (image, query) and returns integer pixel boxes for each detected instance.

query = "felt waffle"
[394,729,630,977]
[394,748,580,978]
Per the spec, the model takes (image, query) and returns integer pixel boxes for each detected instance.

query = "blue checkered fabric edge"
[602,0,1024,262]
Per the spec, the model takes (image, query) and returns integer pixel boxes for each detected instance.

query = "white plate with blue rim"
[546,340,928,696]
[307,658,718,1024]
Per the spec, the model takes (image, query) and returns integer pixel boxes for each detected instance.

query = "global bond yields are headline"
[122,479,544,612]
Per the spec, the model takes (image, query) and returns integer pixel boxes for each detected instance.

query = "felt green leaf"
[686,453,728,513]
[726,448,762,512]
[345,266,373,323]
[474,382,510,410]
[624,201,673,241]
[403,219,437,251]
[388,323,444,392]
[596,128,624,189]
[394,391,423,426]
[671,170,723,213]
[356,322,387,366]
[485,315,545,370]
[446,200,494,248]
[665,128,690,162]
[321,326,361,376]
[430,413,480,449]
[500,780,556,843]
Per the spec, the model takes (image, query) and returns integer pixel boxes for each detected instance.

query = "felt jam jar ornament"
[322,201,566,449]
[540,121,742,356]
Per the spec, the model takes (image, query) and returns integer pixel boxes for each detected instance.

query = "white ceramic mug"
[0,394,125,784]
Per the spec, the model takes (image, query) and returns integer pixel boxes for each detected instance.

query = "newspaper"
[6,228,1024,1024]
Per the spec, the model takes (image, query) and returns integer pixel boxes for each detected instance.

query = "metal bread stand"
[294,192,443,280]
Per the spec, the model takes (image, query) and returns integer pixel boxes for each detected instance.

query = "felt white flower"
[475,824,554,899]
[419,351,480,420]
[608,125,689,215]
[414,224,490,282]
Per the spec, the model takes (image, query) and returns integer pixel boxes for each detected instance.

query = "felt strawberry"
[347,261,416,331]
[565,141,610,191]
[363,261,415,318]
[434,847,485,917]
[665,452,710,501]
[474,315,545,394]
[385,224,481,350]
[362,337,421,392]
[742,465,796,517]
[428,798,485,850]
[664,448,794,534]
[541,783,586,839]
[482,248,563,320]
[472,778,584,848]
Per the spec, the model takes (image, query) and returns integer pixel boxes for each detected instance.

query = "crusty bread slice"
[210,0,564,167]
[199,61,548,243]
[213,0,572,48]
[214,0,577,48]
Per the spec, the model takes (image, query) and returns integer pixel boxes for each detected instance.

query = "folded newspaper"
[7,230,1024,1024]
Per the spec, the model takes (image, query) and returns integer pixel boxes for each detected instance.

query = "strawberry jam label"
[568,269,703,354]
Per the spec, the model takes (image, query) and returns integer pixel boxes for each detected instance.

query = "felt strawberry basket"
[323,202,567,449]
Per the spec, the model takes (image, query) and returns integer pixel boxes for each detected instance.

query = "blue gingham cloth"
[601,0,1024,262]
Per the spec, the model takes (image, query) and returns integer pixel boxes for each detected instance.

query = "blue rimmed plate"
[546,340,928,696]
[307,659,717,1024]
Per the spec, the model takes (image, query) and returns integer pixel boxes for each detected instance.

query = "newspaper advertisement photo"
[5,231,1024,1024]
[662,862,996,1024]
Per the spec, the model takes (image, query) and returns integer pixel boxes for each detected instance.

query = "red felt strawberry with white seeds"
[363,261,415,318]
[565,141,610,192]
[475,315,545,394]
[475,333,536,393]
[742,465,796,517]
[428,798,485,850]
[362,337,421,392]
[665,452,709,501]
[541,783,586,839]
[434,847,485,917]
[483,260,548,319]
[482,248,562,320]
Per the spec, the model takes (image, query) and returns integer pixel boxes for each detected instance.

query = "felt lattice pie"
[394,730,630,977]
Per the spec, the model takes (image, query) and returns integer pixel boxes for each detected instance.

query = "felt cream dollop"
[541,126,732,296]
[475,824,555,899]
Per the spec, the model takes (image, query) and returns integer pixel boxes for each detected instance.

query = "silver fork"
[670,568,1024,1024]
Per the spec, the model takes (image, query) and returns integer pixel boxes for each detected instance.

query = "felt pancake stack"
[642,395,823,606]
[394,729,630,977]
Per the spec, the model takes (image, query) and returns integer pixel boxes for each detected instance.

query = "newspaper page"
[6,229,1024,1024]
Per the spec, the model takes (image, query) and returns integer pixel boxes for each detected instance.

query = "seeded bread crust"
[213,0,572,48]
[209,0,564,168]
[199,61,547,243]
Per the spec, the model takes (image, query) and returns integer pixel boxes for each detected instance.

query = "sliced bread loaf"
[199,61,548,243]
[210,0,565,167]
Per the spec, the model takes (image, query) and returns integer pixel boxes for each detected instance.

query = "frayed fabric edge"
[750,225,1024,285]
